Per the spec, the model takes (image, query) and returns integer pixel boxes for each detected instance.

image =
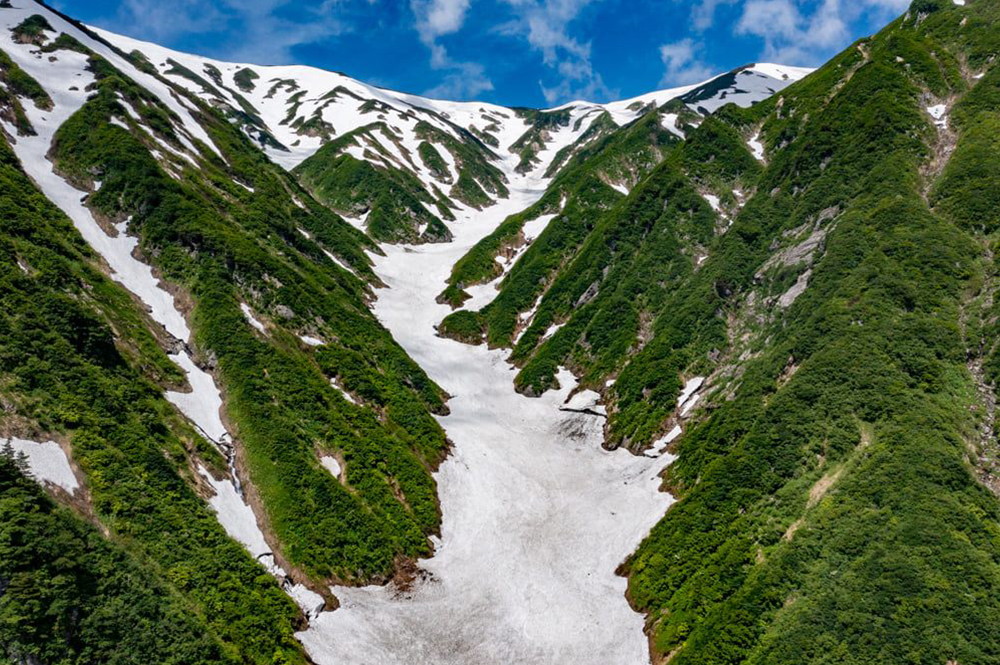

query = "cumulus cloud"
[659,38,715,86]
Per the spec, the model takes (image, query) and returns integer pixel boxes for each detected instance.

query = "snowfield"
[298,164,677,665]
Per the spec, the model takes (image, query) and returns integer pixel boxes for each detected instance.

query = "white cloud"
[409,0,494,100]
[105,0,350,64]
[424,61,495,99]
[734,0,908,65]
[413,0,471,39]
[688,0,738,31]
[498,0,616,104]
[659,38,715,86]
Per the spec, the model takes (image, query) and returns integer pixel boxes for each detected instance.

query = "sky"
[50,0,913,108]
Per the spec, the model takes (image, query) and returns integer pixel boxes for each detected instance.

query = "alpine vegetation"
[2,0,999,664]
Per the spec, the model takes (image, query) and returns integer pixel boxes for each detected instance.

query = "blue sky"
[51,0,912,107]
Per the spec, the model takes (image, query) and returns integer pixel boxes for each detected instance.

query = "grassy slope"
[52,41,452,583]
[293,114,509,243]
[436,109,680,310]
[294,122,455,243]
[437,1,1000,661]
[0,124,306,664]
[0,456,240,665]
[2,19,453,599]
[619,2,1000,663]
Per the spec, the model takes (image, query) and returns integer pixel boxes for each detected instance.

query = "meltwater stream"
[298,174,677,665]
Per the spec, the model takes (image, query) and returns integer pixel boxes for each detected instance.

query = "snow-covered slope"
[91,27,809,179]
[77,25,808,244]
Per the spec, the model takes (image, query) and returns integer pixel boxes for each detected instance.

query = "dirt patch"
[808,468,843,508]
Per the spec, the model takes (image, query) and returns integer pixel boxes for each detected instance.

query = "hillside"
[3,0,1000,663]
[439,0,1000,662]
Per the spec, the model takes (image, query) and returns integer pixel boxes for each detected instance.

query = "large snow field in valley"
[298,168,677,664]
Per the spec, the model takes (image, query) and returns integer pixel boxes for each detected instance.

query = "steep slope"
[90,26,806,244]
[0,455,241,665]
[12,0,996,663]
[0,115,306,663]
[0,0,461,643]
[436,0,1000,662]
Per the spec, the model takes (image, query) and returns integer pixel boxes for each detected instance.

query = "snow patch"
[320,455,342,479]
[330,379,358,404]
[522,212,558,243]
[541,321,565,340]
[677,377,705,418]
[927,103,948,130]
[4,438,79,493]
[241,303,267,333]
[198,465,272,559]
[299,163,674,665]
[748,132,766,162]
[166,352,228,443]
[660,113,685,138]
[562,389,608,416]
[646,425,683,458]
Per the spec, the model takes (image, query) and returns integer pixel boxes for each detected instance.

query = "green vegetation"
[438,109,680,321]
[234,67,259,92]
[418,141,450,182]
[436,309,484,343]
[10,14,53,44]
[294,123,454,243]
[509,108,572,173]
[19,36,450,592]
[0,123,306,663]
[0,457,240,665]
[0,46,53,135]
[0,47,52,110]
[413,120,509,208]
[6,1,1000,662]
[612,4,1000,663]
[438,3,1000,662]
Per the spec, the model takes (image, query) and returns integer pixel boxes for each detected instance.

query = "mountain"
[2,0,1000,663]
[87,27,807,244]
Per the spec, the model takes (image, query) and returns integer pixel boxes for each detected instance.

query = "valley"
[3,1,1000,664]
